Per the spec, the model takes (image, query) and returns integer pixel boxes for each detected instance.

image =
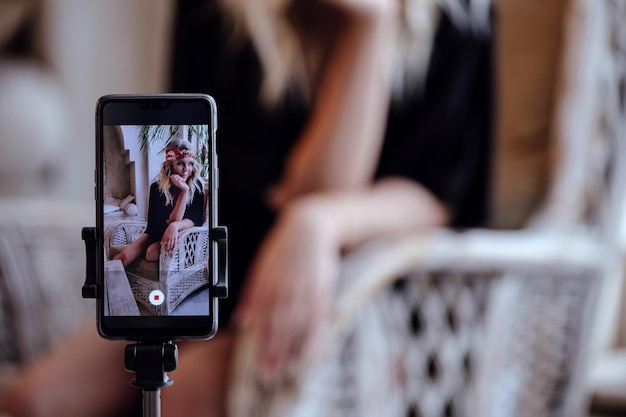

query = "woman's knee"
[113,250,129,264]
[146,243,160,262]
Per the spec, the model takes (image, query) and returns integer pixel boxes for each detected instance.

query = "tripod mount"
[81,225,228,417]
[125,340,178,417]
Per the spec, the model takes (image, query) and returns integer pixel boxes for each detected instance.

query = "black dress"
[144,181,206,241]
[170,0,493,325]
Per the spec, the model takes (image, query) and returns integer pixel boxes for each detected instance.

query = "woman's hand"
[161,222,180,253]
[170,174,190,192]
[240,179,449,383]
[236,197,341,382]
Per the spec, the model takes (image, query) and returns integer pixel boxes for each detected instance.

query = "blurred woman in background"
[0,0,492,416]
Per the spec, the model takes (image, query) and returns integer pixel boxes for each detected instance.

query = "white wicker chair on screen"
[226,0,626,416]
[104,219,210,315]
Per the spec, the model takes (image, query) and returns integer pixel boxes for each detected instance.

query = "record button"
[149,290,165,306]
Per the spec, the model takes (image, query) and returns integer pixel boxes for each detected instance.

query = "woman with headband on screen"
[113,137,206,268]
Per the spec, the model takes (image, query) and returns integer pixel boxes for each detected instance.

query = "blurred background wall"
[41,0,174,203]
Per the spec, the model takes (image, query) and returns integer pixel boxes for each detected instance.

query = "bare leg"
[0,320,140,417]
[113,234,153,268]
[145,241,161,262]
[161,331,233,417]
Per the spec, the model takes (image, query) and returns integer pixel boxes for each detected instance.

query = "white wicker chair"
[0,201,93,366]
[226,0,626,416]
[104,219,210,315]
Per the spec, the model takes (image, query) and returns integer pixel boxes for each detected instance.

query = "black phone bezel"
[95,94,219,341]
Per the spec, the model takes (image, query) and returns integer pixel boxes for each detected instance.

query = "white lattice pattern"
[104,219,210,315]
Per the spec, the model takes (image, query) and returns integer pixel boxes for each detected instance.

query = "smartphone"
[94,94,225,340]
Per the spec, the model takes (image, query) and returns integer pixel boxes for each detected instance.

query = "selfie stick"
[82,226,229,417]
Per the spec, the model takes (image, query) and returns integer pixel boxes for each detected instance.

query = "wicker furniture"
[226,0,626,416]
[0,201,92,366]
[104,219,210,315]
[229,232,608,417]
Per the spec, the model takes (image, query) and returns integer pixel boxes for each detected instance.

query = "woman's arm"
[161,181,195,253]
[237,177,449,381]
[160,218,195,253]
[269,2,397,208]
[167,194,188,224]
[167,175,190,224]
[312,177,450,248]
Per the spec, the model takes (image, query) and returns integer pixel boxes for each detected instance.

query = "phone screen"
[96,95,219,340]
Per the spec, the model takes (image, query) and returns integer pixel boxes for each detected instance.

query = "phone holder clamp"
[81,226,98,299]
[80,225,228,416]
[81,225,228,299]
